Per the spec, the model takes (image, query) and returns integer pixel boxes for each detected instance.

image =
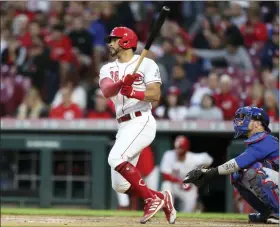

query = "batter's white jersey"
[160,150,214,179]
[99,54,162,118]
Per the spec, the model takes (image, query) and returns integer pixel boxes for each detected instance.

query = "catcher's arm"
[183,159,240,187]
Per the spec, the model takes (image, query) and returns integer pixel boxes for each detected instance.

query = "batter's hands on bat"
[183,167,218,188]
[122,74,141,86]
[120,85,135,98]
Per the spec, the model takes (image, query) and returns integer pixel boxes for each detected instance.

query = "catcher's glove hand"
[183,167,218,188]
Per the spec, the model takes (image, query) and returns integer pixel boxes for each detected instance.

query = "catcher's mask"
[233,106,271,138]
[105,26,138,51]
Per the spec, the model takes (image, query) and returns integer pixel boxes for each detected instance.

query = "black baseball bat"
[133,6,170,74]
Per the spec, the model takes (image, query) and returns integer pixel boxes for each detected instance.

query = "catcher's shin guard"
[231,162,279,216]
[232,182,273,217]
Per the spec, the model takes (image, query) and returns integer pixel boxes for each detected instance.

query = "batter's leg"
[116,192,130,208]
[108,114,164,223]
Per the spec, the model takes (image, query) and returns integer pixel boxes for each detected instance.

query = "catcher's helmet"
[233,106,271,138]
[174,135,190,151]
[105,27,138,50]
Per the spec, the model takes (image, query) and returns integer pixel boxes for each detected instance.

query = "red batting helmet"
[174,135,190,151]
[105,27,138,50]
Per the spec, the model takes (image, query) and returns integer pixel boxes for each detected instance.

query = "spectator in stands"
[87,88,114,119]
[0,29,10,55]
[189,1,220,38]
[19,35,50,96]
[262,90,279,122]
[66,2,85,17]
[214,74,239,120]
[165,63,192,100]
[1,36,27,71]
[88,3,107,73]
[51,69,87,110]
[18,20,42,49]
[186,94,223,120]
[224,1,248,28]
[102,2,137,35]
[155,38,176,82]
[191,13,218,50]
[244,81,264,107]
[155,86,188,121]
[49,85,83,120]
[68,16,93,69]
[12,13,30,37]
[261,69,279,105]
[260,28,279,70]
[190,72,219,106]
[240,6,268,48]
[16,87,48,119]
[0,65,28,117]
[191,34,254,70]
[45,24,73,83]
[272,49,279,78]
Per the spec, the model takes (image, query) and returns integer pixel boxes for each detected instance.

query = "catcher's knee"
[230,172,242,185]
[243,162,264,186]
[112,182,131,193]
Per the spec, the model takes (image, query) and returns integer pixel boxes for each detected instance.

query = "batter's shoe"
[162,190,177,224]
[140,195,164,224]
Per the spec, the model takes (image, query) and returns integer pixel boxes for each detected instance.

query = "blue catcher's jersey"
[235,132,279,171]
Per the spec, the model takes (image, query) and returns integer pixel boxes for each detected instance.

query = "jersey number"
[110,71,119,82]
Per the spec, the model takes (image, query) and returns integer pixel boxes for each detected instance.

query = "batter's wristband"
[132,90,145,100]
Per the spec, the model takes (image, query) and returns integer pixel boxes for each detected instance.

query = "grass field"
[1,207,270,227]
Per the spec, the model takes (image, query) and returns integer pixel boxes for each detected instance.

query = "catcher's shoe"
[248,213,266,223]
[162,190,177,224]
[248,212,279,224]
[140,195,164,224]
[266,214,279,224]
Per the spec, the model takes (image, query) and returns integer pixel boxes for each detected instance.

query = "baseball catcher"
[183,106,279,224]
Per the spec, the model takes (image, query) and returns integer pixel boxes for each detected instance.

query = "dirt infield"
[2,215,270,227]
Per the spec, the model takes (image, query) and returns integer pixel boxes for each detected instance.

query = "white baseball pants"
[108,111,157,193]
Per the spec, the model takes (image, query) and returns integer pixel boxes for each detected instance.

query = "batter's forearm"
[100,78,122,98]
[144,90,161,102]
[217,159,241,175]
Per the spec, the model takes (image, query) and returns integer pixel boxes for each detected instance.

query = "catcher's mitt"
[183,167,218,188]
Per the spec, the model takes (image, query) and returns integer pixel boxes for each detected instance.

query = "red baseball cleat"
[140,195,164,224]
[162,190,177,224]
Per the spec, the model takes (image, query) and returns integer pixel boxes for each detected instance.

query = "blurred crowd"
[0,1,279,121]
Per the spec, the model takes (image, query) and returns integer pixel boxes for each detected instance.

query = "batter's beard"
[110,48,119,57]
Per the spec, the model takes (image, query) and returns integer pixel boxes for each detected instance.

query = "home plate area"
[1,215,268,227]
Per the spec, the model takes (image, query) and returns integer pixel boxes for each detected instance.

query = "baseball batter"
[184,106,279,224]
[160,135,213,212]
[99,27,176,224]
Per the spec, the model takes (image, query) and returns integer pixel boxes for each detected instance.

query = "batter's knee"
[108,153,126,170]
[112,182,131,194]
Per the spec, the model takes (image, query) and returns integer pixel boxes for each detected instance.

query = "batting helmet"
[174,135,190,151]
[105,27,138,50]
